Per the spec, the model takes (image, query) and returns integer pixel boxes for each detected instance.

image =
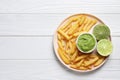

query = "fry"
[83,19,92,31]
[94,57,105,67]
[61,40,66,48]
[74,55,88,62]
[70,38,76,42]
[79,66,88,70]
[86,19,97,32]
[76,59,84,67]
[65,41,72,54]
[84,57,99,66]
[65,42,70,54]
[60,19,72,30]
[61,16,81,30]
[67,22,79,35]
[78,17,88,32]
[89,54,98,58]
[58,48,70,64]
[73,31,85,37]
[71,50,78,61]
[63,24,71,33]
[57,33,64,40]
[57,40,64,50]
[69,41,73,51]
[58,29,70,40]
[79,15,86,25]
[71,42,77,54]
[70,64,77,69]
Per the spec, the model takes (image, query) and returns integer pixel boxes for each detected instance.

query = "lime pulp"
[97,39,113,56]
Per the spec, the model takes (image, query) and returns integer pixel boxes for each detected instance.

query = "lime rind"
[97,39,113,56]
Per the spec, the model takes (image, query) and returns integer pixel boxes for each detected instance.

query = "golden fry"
[62,24,71,33]
[61,16,81,30]
[94,57,105,67]
[57,33,63,40]
[60,19,72,30]
[70,38,76,43]
[58,29,70,40]
[61,40,66,48]
[73,31,85,37]
[57,40,64,50]
[58,48,70,64]
[74,55,88,62]
[89,54,98,58]
[65,42,70,54]
[87,65,93,70]
[70,42,77,54]
[86,19,97,32]
[67,22,79,35]
[83,19,92,31]
[70,64,77,69]
[65,41,72,54]
[79,15,86,25]
[78,17,88,32]
[79,66,88,70]
[76,59,84,67]
[84,57,99,66]
[71,50,78,61]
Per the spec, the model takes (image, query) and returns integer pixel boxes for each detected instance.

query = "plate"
[53,13,110,72]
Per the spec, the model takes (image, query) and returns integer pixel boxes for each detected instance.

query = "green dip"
[77,33,96,52]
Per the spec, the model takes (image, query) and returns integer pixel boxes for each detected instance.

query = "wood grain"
[0,0,119,79]
[0,0,120,13]
[0,60,119,80]
[0,14,120,35]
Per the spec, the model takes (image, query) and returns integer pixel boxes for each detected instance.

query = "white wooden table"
[0,0,120,80]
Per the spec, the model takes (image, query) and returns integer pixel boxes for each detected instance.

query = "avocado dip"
[77,33,96,53]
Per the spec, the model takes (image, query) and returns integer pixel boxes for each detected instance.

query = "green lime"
[97,39,113,56]
[93,24,110,40]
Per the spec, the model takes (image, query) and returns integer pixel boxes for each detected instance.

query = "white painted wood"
[0,0,120,13]
[0,37,119,59]
[0,60,119,80]
[0,0,120,6]
[0,14,120,35]
[0,0,119,79]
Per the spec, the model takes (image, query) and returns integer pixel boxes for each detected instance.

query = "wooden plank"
[0,14,120,35]
[0,0,120,13]
[0,5,120,13]
[0,0,120,6]
[0,59,119,80]
[0,37,119,59]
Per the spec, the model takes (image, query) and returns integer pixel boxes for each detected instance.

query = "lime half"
[93,24,110,41]
[97,39,113,56]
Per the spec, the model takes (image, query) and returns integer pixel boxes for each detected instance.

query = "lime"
[97,39,113,56]
[93,24,110,40]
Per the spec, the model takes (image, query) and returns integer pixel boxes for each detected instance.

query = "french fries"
[56,14,106,71]
[58,48,70,64]
[84,57,99,66]
[71,50,78,61]
[94,57,105,67]
[74,55,88,62]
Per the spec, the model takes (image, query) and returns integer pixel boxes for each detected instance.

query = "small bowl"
[76,32,97,53]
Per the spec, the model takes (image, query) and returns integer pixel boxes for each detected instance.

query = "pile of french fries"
[57,14,106,70]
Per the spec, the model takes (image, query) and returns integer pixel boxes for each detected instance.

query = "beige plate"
[53,13,110,72]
